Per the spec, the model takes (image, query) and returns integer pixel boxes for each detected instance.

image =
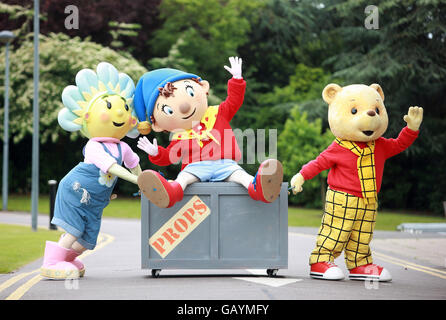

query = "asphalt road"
[1,212,446,300]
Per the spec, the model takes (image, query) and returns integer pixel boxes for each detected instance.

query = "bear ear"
[370,83,385,101]
[322,83,342,104]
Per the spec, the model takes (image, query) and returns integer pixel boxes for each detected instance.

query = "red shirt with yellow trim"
[299,126,419,198]
[149,77,246,170]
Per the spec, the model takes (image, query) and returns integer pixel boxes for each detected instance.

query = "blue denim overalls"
[52,143,122,249]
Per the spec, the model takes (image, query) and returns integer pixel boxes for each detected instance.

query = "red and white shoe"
[248,159,283,203]
[310,262,345,280]
[349,264,392,282]
[137,170,184,208]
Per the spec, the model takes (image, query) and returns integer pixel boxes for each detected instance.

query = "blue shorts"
[52,212,101,251]
[51,171,109,250]
[182,159,243,182]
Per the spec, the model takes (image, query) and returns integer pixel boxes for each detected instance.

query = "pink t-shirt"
[84,137,140,173]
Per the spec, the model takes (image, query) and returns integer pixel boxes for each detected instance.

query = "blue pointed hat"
[134,68,200,134]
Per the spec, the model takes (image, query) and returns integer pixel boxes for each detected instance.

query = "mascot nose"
[179,102,191,114]
[367,110,376,117]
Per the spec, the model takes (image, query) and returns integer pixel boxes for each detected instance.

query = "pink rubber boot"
[59,234,85,277]
[40,241,81,279]
[66,248,85,277]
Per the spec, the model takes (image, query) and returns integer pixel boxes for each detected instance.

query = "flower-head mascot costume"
[40,62,142,279]
[133,57,283,208]
[290,83,423,282]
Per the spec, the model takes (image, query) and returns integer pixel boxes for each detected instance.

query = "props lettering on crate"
[134,57,283,209]
[40,62,145,280]
[149,196,210,258]
[290,83,423,282]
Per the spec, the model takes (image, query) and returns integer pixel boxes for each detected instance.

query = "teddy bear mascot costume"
[40,62,144,279]
[133,57,283,208]
[290,83,423,281]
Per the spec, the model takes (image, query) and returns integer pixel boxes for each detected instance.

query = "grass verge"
[2,194,444,230]
[0,223,62,273]
[288,206,445,231]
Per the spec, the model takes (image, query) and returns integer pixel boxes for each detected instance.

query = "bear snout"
[367,110,376,117]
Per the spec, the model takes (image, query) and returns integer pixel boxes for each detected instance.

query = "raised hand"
[290,173,305,195]
[403,106,424,131]
[224,56,243,79]
[137,136,159,156]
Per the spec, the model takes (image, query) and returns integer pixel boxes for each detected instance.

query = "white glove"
[224,56,243,79]
[137,136,159,156]
[403,106,424,131]
[290,173,305,195]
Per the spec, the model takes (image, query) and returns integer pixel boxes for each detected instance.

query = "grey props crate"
[141,182,288,277]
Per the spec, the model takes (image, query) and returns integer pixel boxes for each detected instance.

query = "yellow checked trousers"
[309,188,377,270]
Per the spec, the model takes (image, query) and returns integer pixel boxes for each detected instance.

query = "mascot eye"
[351,107,357,115]
[106,101,112,109]
[161,105,174,116]
[375,107,380,115]
[125,104,129,111]
[186,85,194,97]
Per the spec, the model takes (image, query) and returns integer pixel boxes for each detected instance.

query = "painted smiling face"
[85,94,138,139]
[150,79,210,133]
[322,83,389,142]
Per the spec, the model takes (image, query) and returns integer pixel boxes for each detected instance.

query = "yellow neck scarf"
[171,106,220,148]
[335,138,377,205]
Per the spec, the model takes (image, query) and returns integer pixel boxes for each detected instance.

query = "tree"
[148,0,264,91]
[0,32,147,144]
[0,32,148,195]
[243,63,332,134]
[316,0,446,213]
[231,0,340,134]
[238,0,324,87]
[278,109,333,207]
[0,0,162,63]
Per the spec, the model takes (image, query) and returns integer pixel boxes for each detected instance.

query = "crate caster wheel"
[151,269,161,278]
[267,269,278,277]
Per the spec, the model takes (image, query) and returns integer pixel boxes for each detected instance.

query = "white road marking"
[234,276,302,287]
[232,269,302,287]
